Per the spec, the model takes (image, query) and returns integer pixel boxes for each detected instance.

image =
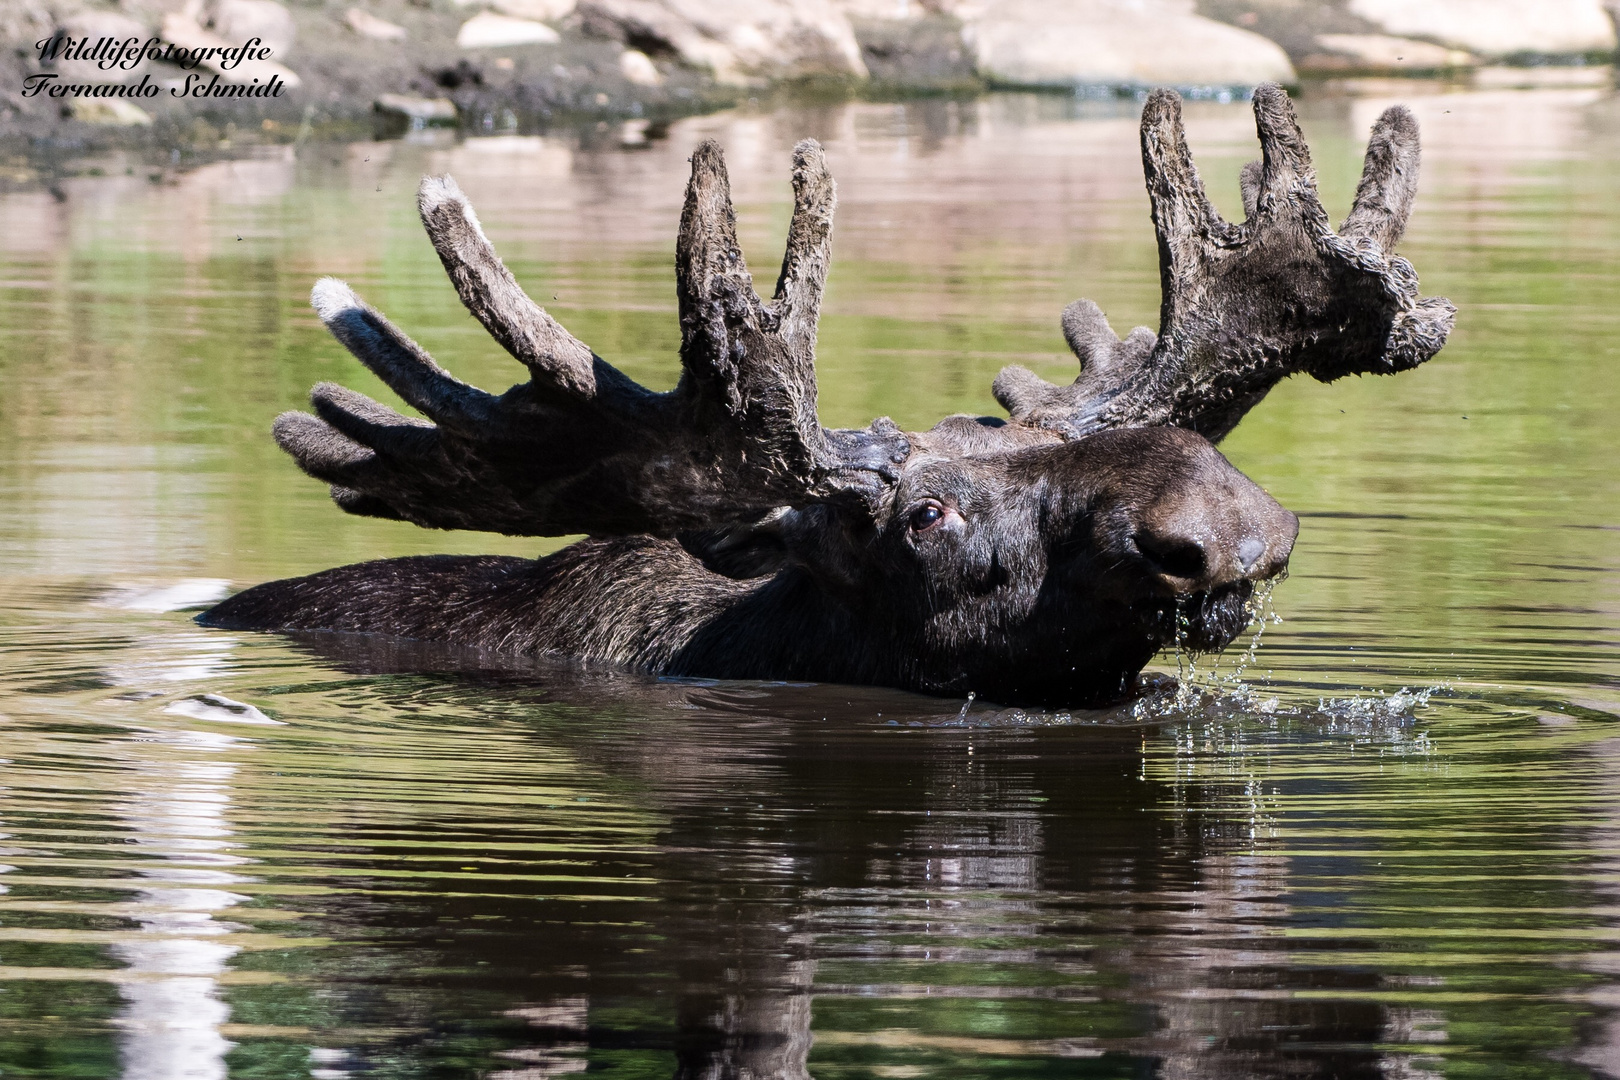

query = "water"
[0,79,1617,1077]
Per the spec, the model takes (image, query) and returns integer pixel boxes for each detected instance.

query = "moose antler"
[993,83,1455,442]
[278,84,1447,540]
[272,140,910,538]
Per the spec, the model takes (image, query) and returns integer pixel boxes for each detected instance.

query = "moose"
[200,84,1453,707]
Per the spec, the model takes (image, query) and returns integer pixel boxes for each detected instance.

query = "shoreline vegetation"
[0,0,1616,176]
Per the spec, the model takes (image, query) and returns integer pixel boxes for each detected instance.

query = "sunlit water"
[0,80,1617,1077]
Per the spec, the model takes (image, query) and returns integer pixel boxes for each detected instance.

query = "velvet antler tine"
[274,149,909,540]
[330,486,407,521]
[991,300,1156,433]
[417,176,597,398]
[310,382,438,461]
[989,365,1050,422]
[1251,83,1317,209]
[311,278,497,432]
[1239,159,1263,221]
[272,410,383,488]
[1060,300,1131,372]
[1140,89,1218,297]
[310,381,426,429]
[1006,84,1451,441]
[675,141,759,331]
[1341,106,1421,251]
[673,139,780,420]
[772,139,836,340]
[1383,294,1457,370]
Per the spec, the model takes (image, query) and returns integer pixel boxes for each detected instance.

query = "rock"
[52,11,152,84]
[161,12,303,86]
[839,0,965,14]
[964,0,1295,88]
[375,93,457,124]
[491,0,577,19]
[68,97,153,125]
[1346,0,1617,57]
[346,8,408,40]
[1,0,55,55]
[846,10,977,89]
[838,0,935,15]
[57,10,151,43]
[456,11,562,47]
[1309,33,1474,71]
[576,0,729,74]
[577,0,867,83]
[619,117,649,144]
[618,47,663,84]
[198,0,297,56]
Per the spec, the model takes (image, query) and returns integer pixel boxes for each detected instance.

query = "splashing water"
[1165,578,1283,712]
[1170,596,1195,706]
[1133,577,1444,735]
[1222,576,1283,685]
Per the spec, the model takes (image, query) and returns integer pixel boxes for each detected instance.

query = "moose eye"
[908,502,945,532]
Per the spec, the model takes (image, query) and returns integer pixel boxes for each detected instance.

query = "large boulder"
[197,0,298,55]
[577,0,867,83]
[959,0,1295,87]
[161,12,302,86]
[52,10,153,83]
[1346,0,1617,57]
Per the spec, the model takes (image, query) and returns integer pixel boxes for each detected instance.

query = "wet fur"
[200,539,1244,707]
[201,428,1279,708]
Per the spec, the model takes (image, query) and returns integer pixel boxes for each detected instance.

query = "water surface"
[0,81,1618,1078]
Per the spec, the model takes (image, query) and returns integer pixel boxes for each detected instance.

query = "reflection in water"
[0,612,1610,1075]
[112,730,247,1080]
[0,79,1616,1077]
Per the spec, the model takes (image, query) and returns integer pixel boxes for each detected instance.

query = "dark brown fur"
[205,428,1294,706]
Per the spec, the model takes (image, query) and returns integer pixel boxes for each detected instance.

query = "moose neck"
[538,540,1161,706]
[201,537,1169,707]
[536,538,909,689]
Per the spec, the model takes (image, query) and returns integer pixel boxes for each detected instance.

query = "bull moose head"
[202,84,1453,707]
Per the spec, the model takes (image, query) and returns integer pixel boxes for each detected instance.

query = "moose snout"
[1130,485,1297,594]
[1031,426,1299,597]
[1069,427,1301,594]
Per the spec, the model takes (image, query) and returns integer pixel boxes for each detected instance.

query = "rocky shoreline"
[1,0,1616,161]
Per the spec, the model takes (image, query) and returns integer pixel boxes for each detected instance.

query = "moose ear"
[680,504,877,585]
[679,515,794,580]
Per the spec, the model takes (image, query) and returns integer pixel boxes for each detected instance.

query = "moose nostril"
[1238,537,1266,572]
[1134,532,1207,580]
